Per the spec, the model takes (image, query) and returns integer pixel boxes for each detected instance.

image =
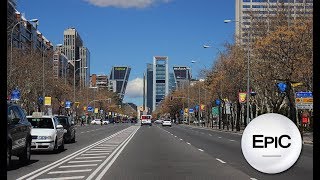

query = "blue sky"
[18,0,236,106]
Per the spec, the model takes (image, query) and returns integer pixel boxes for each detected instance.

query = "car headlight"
[38,136,53,140]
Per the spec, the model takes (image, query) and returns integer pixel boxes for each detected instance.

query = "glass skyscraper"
[153,56,169,111]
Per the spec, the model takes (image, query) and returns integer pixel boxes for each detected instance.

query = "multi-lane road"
[7,123,313,180]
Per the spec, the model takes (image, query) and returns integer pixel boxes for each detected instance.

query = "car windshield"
[27,118,54,129]
[56,117,68,127]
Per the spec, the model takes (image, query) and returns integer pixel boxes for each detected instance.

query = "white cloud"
[84,0,172,8]
[125,77,143,98]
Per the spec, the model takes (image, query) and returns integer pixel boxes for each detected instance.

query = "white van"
[141,115,152,126]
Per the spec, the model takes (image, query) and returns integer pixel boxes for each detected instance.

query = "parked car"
[55,115,76,143]
[103,119,109,125]
[7,101,32,167]
[91,119,103,125]
[162,119,172,127]
[26,113,66,153]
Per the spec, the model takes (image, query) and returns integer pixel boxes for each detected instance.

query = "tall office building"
[80,46,90,87]
[235,0,313,44]
[153,56,169,111]
[169,72,176,93]
[63,28,83,86]
[109,66,131,100]
[53,50,68,81]
[90,74,108,89]
[145,63,154,112]
[173,66,191,90]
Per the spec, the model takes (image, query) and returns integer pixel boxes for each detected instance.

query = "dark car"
[55,115,76,143]
[7,101,32,167]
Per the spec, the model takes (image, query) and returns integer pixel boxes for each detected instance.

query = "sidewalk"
[181,124,313,145]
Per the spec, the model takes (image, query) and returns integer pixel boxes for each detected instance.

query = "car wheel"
[53,138,58,153]
[19,140,31,164]
[71,133,76,143]
[7,144,12,168]
[59,139,64,152]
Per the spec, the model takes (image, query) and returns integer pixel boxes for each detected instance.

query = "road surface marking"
[209,134,212,136]
[201,132,204,134]
[250,178,258,180]
[216,158,226,163]
[68,160,103,163]
[86,150,112,153]
[37,176,85,180]
[186,142,191,145]
[174,136,177,137]
[218,137,222,138]
[75,156,106,159]
[81,153,110,156]
[198,149,204,152]
[87,126,140,180]
[171,134,173,135]
[80,132,84,134]
[16,126,132,180]
[180,138,183,141]
[59,164,98,168]
[48,169,92,174]
[229,139,235,141]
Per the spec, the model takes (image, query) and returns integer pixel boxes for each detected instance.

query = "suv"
[55,115,76,143]
[7,102,32,167]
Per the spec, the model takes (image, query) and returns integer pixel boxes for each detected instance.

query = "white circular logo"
[241,113,302,174]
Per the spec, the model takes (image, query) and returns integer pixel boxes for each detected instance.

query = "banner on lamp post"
[238,92,247,103]
[44,97,51,106]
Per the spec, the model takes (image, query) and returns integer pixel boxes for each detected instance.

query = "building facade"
[145,63,154,112]
[79,46,90,87]
[91,74,108,89]
[173,66,191,90]
[52,50,68,81]
[235,0,313,44]
[153,56,169,111]
[109,66,131,100]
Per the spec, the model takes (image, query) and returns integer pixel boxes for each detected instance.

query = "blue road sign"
[215,99,221,106]
[65,101,71,109]
[11,89,20,101]
[38,96,44,104]
[277,82,287,93]
[189,108,194,113]
[296,92,312,98]
[87,106,93,112]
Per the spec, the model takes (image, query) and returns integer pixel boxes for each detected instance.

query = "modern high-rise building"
[173,66,191,90]
[235,0,313,44]
[90,74,108,89]
[153,56,169,111]
[145,63,154,112]
[63,27,84,86]
[169,72,176,93]
[79,46,90,87]
[109,66,131,100]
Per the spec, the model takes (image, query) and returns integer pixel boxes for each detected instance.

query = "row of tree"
[154,6,313,130]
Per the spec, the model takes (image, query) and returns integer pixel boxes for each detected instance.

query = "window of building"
[243,0,250,2]
[243,5,250,8]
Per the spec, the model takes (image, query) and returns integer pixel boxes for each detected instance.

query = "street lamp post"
[9,15,38,83]
[224,19,251,126]
[74,65,87,117]
[42,45,51,113]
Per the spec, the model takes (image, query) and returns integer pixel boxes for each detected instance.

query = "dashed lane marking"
[179,138,183,141]
[37,176,85,180]
[209,134,212,136]
[216,158,226,164]
[198,149,204,152]
[75,156,107,159]
[218,137,222,138]
[68,160,103,164]
[229,139,235,142]
[186,142,191,145]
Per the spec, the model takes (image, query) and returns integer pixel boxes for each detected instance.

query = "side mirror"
[56,125,63,129]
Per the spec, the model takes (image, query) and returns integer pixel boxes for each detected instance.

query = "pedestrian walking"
[100,119,103,126]
[81,118,85,126]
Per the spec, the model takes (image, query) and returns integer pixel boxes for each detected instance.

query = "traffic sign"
[65,101,71,109]
[296,92,312,98]
[189,108,194,113]
[295,104,313,109]
[11,89,20,101]
[87,106,93,112]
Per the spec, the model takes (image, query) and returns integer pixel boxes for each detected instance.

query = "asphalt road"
[7,123,313,180]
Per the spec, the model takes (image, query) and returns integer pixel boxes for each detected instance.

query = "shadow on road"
[7,159,39,171]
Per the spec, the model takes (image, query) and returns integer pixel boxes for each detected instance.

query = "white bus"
[141,115,152,126]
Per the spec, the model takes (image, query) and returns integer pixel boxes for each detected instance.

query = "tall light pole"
[42,45,51,113]
[224,19,251,125]
[191,60,202,126]
[73,65,87,116]
[9,15,38,83]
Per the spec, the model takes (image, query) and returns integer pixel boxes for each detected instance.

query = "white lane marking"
[216,158,226,163]
[59,164,98,168]
[85,151,112,153]
[201,132,204,134]
[75,156,106,159]
[17,127,132,180]
[80,132,84,134]
[198,149,204,152]
[37,176,85,180]
[174,136,177,137]
[48,169,92,174]
[186,142,191,145]
[180,138,183,141]
[81,153,110,156]
[97,145,118,147]
[209,134,212,136]
[87,126,140,180]
[68,160,103,163]
[250,178,258,180]
[229,139,235,142]
[171,134,173,135]
[218,137,222,138]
